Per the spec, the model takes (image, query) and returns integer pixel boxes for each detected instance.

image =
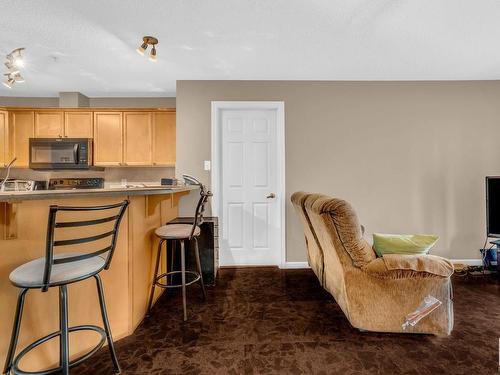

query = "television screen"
[486,177,500,237]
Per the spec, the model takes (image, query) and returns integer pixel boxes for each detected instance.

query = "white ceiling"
[1,0,500,97]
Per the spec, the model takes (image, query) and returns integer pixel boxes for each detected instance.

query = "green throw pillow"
[372,233,439,257]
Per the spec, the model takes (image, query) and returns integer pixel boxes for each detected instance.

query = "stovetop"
[48,178,104,190]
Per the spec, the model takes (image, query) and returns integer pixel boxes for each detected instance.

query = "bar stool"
[147,175,211,321]
[3,200,129,375]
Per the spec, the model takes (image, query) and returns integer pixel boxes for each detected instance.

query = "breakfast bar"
[0,186,194,372]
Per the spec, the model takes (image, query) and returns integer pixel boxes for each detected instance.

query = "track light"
[2,48,26,89]
[2,75,15,89]
[10,48,25,68]
[149,46,157,62]
[136,42,148,55]
[4,62,19,75]
[13,73,24,83]
[136,36,158,61]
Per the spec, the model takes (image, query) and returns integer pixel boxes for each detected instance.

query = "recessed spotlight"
[136,36,158,61]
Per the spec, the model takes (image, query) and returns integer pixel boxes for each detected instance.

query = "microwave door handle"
[73,144,79,164]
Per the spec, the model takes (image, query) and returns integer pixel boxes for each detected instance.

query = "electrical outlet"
[204,160,211,171]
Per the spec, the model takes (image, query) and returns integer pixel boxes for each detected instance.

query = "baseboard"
[281,261,310,269]
[450,259,483,266]
[281,259,482,268]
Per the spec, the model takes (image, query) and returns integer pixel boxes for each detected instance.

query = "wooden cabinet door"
[34,112,64,138]
[93,112,123,166]
[152,112,176,166]
[9,111,34,167]
[0,111,8,166]
[64,112,93,138]
[123,112,152,166]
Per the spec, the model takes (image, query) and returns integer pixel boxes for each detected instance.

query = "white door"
[213,103,284,266]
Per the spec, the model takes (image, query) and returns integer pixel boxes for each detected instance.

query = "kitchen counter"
[0,185,197,202]
[0,187,196,370]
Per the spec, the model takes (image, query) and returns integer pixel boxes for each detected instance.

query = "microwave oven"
[29,138,93,170]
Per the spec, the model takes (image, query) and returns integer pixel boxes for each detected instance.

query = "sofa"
[291,192,454,335]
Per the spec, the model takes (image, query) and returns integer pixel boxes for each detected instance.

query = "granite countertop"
[0,185,197,202]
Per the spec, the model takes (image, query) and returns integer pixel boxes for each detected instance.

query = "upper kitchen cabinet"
[152,112,176,166]
[64,111,93,138]
[93,112,123,166]
[123,112,152,166]
[0,111,8,167]
[9,111,34,167]
[34,111,64,138]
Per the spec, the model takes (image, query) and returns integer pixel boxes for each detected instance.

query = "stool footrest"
[12,325,106,375]
[154,270,201,288]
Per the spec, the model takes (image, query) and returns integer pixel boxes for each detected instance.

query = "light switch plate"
[204,160,211,171]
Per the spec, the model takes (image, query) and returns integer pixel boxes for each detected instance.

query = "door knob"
[266,193,276,199]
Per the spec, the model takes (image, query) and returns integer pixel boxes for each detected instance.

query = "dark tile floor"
[77,268,500,374]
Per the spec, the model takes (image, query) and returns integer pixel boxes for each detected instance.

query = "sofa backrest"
[305,195,376,269]
[291,192,325,284]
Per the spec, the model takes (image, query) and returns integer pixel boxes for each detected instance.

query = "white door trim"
[211,101,286,267]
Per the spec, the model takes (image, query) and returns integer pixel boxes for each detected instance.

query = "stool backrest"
[182,174,212,238]
[41,200,129,291]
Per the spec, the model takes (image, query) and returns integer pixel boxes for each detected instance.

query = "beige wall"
[0,96,59,107]
[88,97,176,108]
[177,80,500,262]
[0,96,176,108]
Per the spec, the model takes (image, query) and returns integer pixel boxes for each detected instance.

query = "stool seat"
[155,223,200,239]
[9,253,106,288]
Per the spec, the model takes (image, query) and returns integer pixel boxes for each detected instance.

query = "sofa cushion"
[362,254,454,279]
[373,233,439,257]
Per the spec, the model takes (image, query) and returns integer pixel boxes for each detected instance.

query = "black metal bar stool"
[147,175,211,321]
[3,200,129,375]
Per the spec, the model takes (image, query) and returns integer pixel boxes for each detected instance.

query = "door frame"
[211,101,286,267]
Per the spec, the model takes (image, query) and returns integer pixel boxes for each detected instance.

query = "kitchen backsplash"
[8,167,176,184]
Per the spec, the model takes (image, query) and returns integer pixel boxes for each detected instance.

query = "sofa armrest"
[362,254,454,279]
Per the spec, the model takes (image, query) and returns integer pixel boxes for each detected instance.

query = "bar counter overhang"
[0,186,195,372]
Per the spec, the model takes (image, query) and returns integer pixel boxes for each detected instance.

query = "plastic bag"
[402,295,442,330]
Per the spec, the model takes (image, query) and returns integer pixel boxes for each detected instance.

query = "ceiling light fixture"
[8,48,25,67]
[13,73,24,83]
[2,48,26,89]
[149,45,157,62]
[4,62,20,75]
[136,36,158,61]
[2,74,15,89]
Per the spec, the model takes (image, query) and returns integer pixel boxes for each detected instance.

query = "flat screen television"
[486,176,500,237]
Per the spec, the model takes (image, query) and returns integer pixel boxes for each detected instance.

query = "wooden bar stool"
[147,175,211,321]
[2,200,129,375]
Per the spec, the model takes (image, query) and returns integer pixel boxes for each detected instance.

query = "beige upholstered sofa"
[291,192,454,335]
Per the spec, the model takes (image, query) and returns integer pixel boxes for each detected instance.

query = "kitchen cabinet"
[0,111,8,167]
[64,112,93,138]
[8,111,34,167]
[152,112,176,166]
[123,112,152,165]
[93,112,123,166]
[0,108,175,168]
[34,112,64,138]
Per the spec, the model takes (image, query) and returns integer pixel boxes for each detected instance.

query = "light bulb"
[14,74,24,83]
[149,46,157,62]
[136,42,148,55]
[13,57,24,68]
